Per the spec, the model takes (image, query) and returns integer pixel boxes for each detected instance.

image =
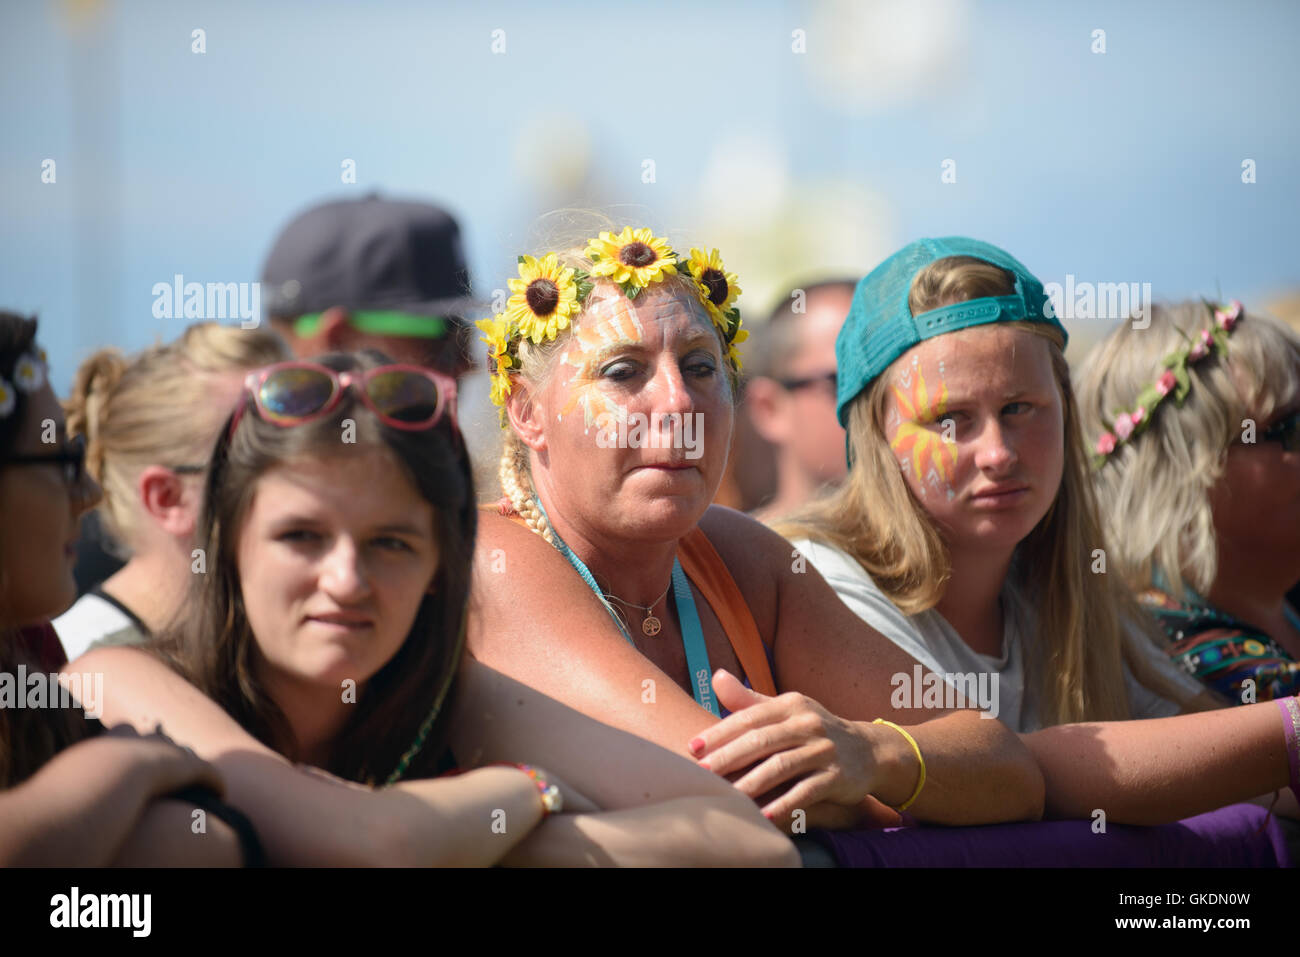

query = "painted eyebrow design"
[587,333,719,367]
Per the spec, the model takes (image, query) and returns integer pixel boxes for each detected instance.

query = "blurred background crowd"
[5,1,1299,510]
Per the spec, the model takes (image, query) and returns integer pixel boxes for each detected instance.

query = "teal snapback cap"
[835,237,1066,427]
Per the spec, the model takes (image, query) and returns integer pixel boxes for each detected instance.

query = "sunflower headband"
[1093,300,1242,467]
[0,348,49,419]
[476,227,747,411]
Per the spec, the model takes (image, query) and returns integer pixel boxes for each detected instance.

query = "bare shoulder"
[475,507,536,548]
[468,508,616,646]
[697,505,798,642]
[474,509,563,573]
[698,504,797,560]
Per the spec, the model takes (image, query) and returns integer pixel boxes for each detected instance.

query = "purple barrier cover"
[809,803,1292,868]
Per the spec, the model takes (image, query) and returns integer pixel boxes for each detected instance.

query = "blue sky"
[3,0,1298,391]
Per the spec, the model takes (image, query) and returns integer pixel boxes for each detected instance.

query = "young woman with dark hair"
[76,350,797,865]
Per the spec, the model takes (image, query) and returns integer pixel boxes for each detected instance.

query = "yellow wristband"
[872,718,927,812]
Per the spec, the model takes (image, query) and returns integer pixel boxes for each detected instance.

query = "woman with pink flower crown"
[1078,300,1300,706]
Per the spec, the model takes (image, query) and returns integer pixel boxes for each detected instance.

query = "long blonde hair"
[777,257,1197,725]
[1077,302,1300,598]
[63,322,287,555]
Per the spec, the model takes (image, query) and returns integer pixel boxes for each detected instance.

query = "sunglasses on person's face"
[1261,409,1300,452]
[778,371,838,393]
[8,433,88,488]
[231,361,459,438]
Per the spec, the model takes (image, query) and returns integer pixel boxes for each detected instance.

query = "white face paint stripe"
[553,292,723,429]
[626,307,644,339]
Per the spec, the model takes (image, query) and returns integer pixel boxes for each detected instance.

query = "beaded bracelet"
[871,718,927,812]
[489,762,563,817]
[1279,696,1300,800]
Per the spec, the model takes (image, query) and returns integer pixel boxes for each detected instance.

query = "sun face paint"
[888,355,959,501]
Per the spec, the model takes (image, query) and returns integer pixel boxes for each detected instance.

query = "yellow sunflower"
[475,314,516,406]
[684,247,741,328]
[505,253,580,344]
[584,227,678,291]
[725,321,748,372]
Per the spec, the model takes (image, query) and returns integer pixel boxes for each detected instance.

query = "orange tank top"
[482,504,777,696]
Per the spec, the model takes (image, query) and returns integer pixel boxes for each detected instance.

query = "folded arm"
[0,733,239,866]
[500,797,800,867]
[728,510,1044,825]
[451,657,798,866]
[67,647,548,866]
[1022,700,1294,824]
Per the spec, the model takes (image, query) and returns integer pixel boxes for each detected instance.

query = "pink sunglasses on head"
[229,360,459,438]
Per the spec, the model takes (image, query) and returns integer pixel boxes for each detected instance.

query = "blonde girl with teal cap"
[775,238,1300,820]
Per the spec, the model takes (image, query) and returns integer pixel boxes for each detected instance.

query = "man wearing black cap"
[71,194,482,598]
[260,193,480,378]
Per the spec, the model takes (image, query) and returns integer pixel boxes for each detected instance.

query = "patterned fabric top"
[1137,587,1300,704]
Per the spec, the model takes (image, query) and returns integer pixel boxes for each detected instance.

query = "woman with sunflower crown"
[472,223,1046,830]
[471,225,1300,840]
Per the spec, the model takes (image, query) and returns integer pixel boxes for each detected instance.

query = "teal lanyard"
[671,559,719,716]
[538,503,719,716]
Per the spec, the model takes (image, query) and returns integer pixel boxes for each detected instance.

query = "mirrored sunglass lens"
[367,371,441,423]
[259,368,334,419]
[1284,415,1300,451]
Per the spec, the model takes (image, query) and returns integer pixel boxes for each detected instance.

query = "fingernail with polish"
[688,736,705,755]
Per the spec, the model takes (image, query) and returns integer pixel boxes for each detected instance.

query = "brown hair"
[746,278,858,381]
[152,350,475,783]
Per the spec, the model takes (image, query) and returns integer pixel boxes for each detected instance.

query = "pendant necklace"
[605,579,673,637]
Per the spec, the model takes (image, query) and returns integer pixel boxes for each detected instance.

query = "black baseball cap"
[260,194,484,345]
